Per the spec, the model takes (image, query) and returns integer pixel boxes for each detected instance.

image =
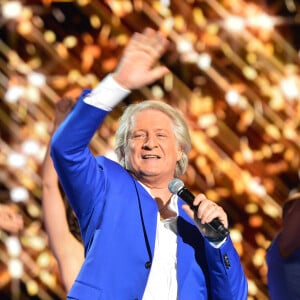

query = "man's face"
[125,109,182,186]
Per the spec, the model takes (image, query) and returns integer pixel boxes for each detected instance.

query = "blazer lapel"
[176,200,198,290]
[134,181,158,264]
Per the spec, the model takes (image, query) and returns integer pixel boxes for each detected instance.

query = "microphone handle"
[177,187,229,239]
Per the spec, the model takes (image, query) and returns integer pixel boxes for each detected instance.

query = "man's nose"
[143,135,157,148]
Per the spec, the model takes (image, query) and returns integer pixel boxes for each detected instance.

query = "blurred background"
[1,0,300,299]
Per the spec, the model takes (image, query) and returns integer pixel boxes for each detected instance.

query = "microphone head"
[168,178,184,194]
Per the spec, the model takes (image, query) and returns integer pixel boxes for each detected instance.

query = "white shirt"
[141,186,178,300]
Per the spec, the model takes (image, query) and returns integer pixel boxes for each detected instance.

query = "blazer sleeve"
[50,90,109,229]
[204,237,248,300]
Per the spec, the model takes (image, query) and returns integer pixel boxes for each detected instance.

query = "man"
[51,27,248,299]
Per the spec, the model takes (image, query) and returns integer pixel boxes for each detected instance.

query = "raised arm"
[42,98,84,291]
[50,28,170,218]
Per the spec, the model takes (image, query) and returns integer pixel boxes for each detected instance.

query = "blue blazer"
[51,93,248,300]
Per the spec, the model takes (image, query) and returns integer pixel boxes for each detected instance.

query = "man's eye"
[133,134,146,139]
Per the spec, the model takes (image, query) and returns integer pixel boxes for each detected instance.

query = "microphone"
[168,178,229,240]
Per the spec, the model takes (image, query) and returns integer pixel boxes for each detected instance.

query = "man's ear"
[176,148,183,161]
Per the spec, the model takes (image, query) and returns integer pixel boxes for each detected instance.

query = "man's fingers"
[145,66,170,85]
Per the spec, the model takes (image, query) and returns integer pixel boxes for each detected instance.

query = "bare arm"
[42,98,84,291]
[278,198,300,258]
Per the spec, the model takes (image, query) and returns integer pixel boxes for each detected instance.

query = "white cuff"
[84,74,130,111]
[208,237,227,248]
